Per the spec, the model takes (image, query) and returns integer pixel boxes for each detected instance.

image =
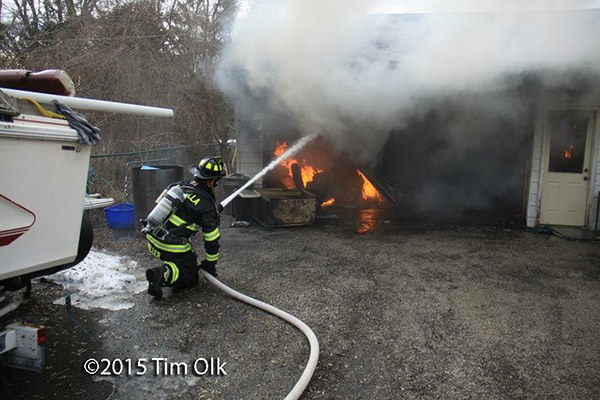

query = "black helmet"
[189,156,227,180]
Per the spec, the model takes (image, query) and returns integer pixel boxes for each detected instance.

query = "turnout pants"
[146,235,199,289]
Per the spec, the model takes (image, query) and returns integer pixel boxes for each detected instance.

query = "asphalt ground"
[1,208,599,399]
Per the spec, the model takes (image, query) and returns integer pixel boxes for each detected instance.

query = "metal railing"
[87,142,236,203]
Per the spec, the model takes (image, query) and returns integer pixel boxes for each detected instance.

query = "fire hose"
[200,270,319,400]
[200,134,320,398]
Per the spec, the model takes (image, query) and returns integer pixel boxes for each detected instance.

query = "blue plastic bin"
[104,203,135,230]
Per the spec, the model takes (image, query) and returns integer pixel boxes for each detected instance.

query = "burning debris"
[321,198,335,208]
[274,142,323,189]
[268,138,389,209]
[357,170,383,204]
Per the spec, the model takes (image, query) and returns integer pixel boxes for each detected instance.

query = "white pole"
[1,87,174,118]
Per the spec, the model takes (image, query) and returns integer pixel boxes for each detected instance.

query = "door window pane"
[548,111,590,173]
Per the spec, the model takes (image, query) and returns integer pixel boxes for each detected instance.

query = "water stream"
[220,134,318,207]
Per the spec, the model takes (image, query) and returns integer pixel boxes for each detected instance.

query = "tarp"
[0,89,19,116]
[53,100,101,145]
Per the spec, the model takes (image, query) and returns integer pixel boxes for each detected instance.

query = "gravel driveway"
[2,209,599,399]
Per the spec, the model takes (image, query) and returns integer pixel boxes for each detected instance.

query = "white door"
[540,110,594,226]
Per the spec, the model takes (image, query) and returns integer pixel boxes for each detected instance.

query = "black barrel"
[220,173,252,218]
[132,165,184,232]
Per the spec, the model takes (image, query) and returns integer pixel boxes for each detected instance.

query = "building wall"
[591,122,600,231]
[236,118,264,188]
[527,113,545,228]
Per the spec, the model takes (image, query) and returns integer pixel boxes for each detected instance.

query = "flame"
[321,198,335,207]
[301,165,321,186]
[274,142,322,188]
[357,170,383,204]
[274,142,288,158]
[273,143,385,207]
[564,144,574,159]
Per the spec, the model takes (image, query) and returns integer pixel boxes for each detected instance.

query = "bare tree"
[1,0,238,140]
[1,0,239,200]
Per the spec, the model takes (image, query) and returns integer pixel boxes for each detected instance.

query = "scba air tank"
[145,185,186,229]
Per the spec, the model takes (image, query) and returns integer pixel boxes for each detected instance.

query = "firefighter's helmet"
[189,156,227,180]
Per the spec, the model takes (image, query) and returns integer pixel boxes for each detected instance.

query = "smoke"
[216,0,600,213]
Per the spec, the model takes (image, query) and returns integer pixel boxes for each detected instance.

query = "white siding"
[590,129,600,231]
[237,119,264,188]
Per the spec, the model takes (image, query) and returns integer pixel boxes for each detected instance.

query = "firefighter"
[144,156,226,298]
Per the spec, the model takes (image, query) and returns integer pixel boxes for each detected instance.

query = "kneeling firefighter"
[142,156,226,298]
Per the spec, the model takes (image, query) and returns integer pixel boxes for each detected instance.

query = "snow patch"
[46,249,146,311]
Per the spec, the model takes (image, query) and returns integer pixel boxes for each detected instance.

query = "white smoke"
[371,0,600,14]
[217,0,600,164]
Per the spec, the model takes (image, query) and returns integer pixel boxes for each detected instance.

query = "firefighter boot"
[146,266,166,298]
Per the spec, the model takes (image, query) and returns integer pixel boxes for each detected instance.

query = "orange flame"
[274,142,322,188]
[321,198,335,207]
[301,165,321,185]
[274,142,288,158]
[357,170,383,204]
[564,144,574,159]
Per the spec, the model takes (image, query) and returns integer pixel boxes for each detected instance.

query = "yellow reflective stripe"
[203,227,220,241]
[206,163,212,170]
[164,261,174,281]
[146,234,191,253]
[164,261,179,284]
[187,223,200,231]
[205,252,219,262]
[169,214,197,230]
[168,214,187,226]
[168,216,182,226]
[172,265,179,283]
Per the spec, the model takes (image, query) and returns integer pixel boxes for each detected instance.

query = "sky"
[240,0,600,17]
[369,0,600,14]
